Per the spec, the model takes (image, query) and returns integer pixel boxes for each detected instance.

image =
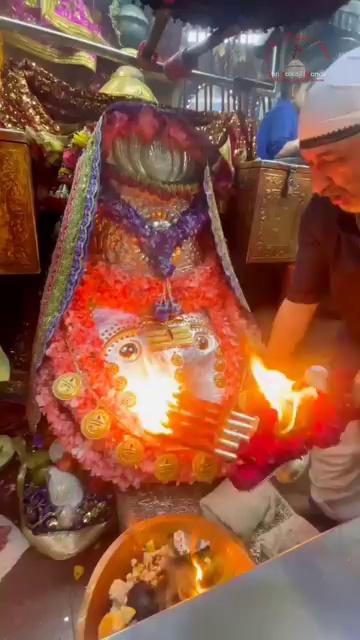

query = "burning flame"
[192,557,205,594]
[127,359,179,435]
[250,356,318,434]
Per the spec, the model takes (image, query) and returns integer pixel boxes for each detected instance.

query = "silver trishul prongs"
[215,411,259,461]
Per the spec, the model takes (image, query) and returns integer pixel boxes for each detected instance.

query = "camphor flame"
[128,357,179,435]
[250,356,318,434]
[192,557,206,594]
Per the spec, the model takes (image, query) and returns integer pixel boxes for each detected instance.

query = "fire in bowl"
[77,514,254,640]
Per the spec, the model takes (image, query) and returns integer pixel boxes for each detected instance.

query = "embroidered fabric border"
[32,119,103,371]
[204,165,250,311]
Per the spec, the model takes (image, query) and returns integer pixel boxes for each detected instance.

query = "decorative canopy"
[137,0,346,81]
[141,0,345,29]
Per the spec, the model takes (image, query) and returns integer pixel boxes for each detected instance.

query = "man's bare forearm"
[267,298,318,366]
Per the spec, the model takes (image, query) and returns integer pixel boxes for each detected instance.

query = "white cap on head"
[299,46,360,147]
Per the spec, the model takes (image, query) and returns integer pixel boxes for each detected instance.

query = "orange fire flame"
[250,356,318,434]
[128,358,179,435]
[192,557,206,594]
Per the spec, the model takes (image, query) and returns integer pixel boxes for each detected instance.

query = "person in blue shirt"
[257,71,309,161]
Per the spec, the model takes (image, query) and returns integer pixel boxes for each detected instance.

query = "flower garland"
[37,257,247,489]
[230,393,344,491]
[55,127,92,200]
[100,189,209,278]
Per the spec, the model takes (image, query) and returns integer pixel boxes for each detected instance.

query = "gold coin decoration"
[81,409,111,440]
[106,363,119,377]
[154,453,180,484]
[192,452,218,483]
[171,353,184,367]
[175,368,185,384]
[214,373,226,389]
[52,373,82,401]
[121,391,137,408]
[114,376,128,392]
[116,436,144,467]
[214,359,225,372]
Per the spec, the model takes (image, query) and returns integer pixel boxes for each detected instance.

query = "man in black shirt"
[267,47,360,521]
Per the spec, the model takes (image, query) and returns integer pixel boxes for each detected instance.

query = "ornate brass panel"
[236,160,312,263]
[0,129,39,274]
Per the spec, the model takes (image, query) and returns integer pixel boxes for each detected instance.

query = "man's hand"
[276,138,300,159]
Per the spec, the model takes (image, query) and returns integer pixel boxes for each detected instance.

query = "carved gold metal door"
[0,129,40,274]
[236,160,312,264]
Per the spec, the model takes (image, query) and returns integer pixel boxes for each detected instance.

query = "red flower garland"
[230,389,344,491]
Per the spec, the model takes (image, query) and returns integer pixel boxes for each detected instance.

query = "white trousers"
[310,420,360,522]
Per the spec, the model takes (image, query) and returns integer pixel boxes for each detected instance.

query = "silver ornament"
[47,467,84,508]
[57,505,76,529]
[82,511,93,525]
[46,517,59,531]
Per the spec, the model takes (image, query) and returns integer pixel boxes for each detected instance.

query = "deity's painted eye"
[194,333,209,351]
[119,341,141,361]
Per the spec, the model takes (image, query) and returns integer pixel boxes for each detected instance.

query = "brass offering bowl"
[77,514,254,640]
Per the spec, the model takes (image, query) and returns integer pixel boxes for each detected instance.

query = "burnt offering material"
[97,530,219,638]
[127,582,160,621]
[173,530,191,557]
[168,558,199,602]
[78,514,256,640]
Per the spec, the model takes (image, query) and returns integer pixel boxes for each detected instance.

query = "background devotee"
[256,59,309,160]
